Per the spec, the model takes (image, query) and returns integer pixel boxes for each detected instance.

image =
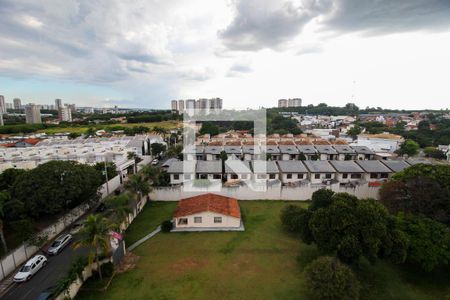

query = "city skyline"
[0,1,450,110]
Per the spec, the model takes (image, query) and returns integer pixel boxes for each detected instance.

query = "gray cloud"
[219,0,331,51]
[219,0,450,51]
[227,62,253,77]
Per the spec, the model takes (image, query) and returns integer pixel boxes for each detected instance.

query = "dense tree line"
[281,163,450,299]
[0,162,103,249]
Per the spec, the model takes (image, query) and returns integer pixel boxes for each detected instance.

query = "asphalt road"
[1,236,89,300]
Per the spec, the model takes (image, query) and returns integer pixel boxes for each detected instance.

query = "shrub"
[305,256,360,300]
[310,189,335,211]
[161,220,173,232]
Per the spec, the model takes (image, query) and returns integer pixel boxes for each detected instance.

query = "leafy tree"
[68,132,81,139]
[106,193,133,225]
[382,164,450,223]
[94,162,118,180]
[85,127,96,138]
[73,215,115,280]
[166,144,183,159]
[150,143,166,157]
[280,205,314,243]
[305,256,360,300]
[199,122,220,136]
[310,189,335,211]
[347,125,362,139]
[397,139,419,157]
[0,168,26,190]
[424,147,446,159]
[396,214,450,271]
[309,194,399,264]
[0,192,10,252]
[10,161,102,218]
[126,174,151,212]
[298,153,306,161]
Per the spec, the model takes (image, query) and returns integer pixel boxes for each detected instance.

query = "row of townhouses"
[167,158,431,186]
[0,135,163,173]
[183,144,375,161]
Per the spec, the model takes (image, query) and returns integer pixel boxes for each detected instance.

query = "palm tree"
[126,174,151,213]
[106,193,133,226]
[73,215,115,280]
[153,126,168,145]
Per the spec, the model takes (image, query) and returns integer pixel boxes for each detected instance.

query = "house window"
[257,174,266,179]
[298,174,304,179]
[174,174,180,180]
[325,173,332,179]
[287,174,292,179]
[351,174,362,179]
[213,174,221,179]
[269,174,276,179]
[314,174,320,179]
[380,173,389,178]
[370,173,378,179]
[194,217,202,223]
[199,174,207,179]
[231,174,238,179]
[184,174,191,180]
[178,218,188,225]
[214,217,222,223]
[343,173,348,179]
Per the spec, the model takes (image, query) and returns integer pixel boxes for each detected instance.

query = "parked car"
[13,255,47,282]
[69,221,83,235]
[47,234,73,255]
[36,286,56,300]
[151,158,159,165]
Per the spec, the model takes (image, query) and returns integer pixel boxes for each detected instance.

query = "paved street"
[1,238,89,300]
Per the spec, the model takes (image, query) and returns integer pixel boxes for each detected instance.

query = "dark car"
[36,286,56,300]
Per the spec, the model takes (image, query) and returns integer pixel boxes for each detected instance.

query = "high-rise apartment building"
[178,100,185,113]
[278,98,302,108]
[25,104,42,124]
[171,100,178,111]
[59,105,72,122]
[55,99,62,111]
[13,98,21,110]
[288,98,302,107]
[0,95,6,114]
[278,99,288,108]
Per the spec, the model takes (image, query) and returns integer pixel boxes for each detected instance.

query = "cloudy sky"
[0,0,449,110]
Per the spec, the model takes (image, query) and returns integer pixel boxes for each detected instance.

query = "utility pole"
[104,158,110,195]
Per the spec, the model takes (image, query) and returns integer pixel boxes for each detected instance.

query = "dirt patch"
[116,252,140,273]
[169,257,208,275]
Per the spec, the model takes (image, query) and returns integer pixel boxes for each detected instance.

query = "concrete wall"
[149,183,380,201]
[174,211,240,228]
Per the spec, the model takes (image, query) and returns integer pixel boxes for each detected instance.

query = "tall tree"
[126,174,151,212]
[0,192,9,252]
[73,215,115,280]
[106,193,133,225]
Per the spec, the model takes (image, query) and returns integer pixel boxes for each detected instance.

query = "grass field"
[38,121,181,134]
[76,201,450,300]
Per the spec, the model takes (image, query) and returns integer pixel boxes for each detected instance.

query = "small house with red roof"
[172,193,244,231]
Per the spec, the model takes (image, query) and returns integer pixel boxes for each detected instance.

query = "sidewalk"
[127,226,161,251]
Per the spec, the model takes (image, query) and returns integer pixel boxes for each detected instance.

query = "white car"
[151,159,159,165]
[47,233,73,255]
[13,255,47,282]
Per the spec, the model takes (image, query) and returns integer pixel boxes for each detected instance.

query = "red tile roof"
[23,138,41,145]
[174,193,241,219]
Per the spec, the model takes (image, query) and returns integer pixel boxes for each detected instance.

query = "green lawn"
[38,121,181,134]
[76,201,450,300]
